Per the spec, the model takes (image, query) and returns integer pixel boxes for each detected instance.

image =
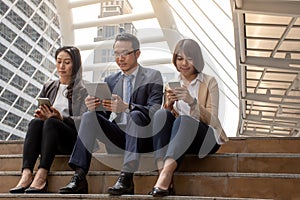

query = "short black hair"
[113,32,140,50]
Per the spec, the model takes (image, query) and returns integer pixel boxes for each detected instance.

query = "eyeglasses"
[113,50,137,59]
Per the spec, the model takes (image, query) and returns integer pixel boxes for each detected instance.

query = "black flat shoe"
[25,180,48,193]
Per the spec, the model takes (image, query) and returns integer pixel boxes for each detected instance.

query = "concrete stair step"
[2,137,299,199]
[0,141,23,155]
[1,171,299,199]
[2,137,300,155]
[218,137,300,153]
[0,194,272,200]
[2,153,300,174]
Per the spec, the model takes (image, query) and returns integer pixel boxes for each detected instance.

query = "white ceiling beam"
[150,0,181,51]
[73,12,155,29]
[54,0,74,45]
[77,35,167,51]
[241,130,290,137]
[245,114,300,125]
[243,93,300,107]
[69,0,102,8]
[241,56,300,72]
[83,57,171,71]
[234,0,300,16]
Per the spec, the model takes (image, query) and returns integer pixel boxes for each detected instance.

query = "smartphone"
[37,97,52,107]
[168,81,181,89]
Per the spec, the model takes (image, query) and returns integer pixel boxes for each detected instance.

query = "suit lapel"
[132,66,145,101]
[111,73,123,98]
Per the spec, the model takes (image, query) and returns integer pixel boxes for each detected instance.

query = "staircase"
[1,137,300,200]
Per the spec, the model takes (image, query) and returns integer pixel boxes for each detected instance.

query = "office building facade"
[0,0,61,140]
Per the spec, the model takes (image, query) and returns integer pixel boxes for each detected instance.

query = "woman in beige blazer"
[150,39,228,197]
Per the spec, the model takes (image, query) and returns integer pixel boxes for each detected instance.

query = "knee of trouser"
[129,110,150,126]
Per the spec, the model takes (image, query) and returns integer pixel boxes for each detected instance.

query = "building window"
[24,24,40,42]
[41,58,56,73]
[0,90,17,105]
[47,26,60,41]
[4,50,23,68]
[40,2,55,21]
[32,13,47,31]
[28,105,37,116]
[0,2,9,16]
[48,0,56,7]
[53,16,59,27]
[0,64,14,82]
[15,37,32,55]
[17,118,30,132]
[33,70,48,84]
[0,23,17,43]
[20,61,36,77]
[38,37,51,52]
[14,97,31,112]
[0,130,9,140]
[0,43,6,57]
[24,83,40,97]
[104,26,116,38]
[11,75,27,90]
[30,49,43,64]
[31,0,40,6]
[3,112,21,128]
[7,10,26,29]
[16,0,34,18]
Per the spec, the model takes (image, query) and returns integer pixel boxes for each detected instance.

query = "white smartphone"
[168,81,181,89]
[37,97,52,107]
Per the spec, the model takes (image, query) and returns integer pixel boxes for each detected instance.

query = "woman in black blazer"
[9,46,87,193]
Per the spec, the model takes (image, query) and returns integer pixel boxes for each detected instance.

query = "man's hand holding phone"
[85,96,102,111]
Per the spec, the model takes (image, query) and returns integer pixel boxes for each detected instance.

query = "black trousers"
[22,118,77,172]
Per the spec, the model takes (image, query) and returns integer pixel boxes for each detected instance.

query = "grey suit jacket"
[103,66,164,123]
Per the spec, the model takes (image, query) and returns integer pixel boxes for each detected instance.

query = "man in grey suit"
[59,33,164,195]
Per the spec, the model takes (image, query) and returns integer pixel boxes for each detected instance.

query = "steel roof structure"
[232,0,300,137]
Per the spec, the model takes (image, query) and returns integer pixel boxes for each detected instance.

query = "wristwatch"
[189,98,197,107]
[124,108,130,113]
[124,104,132,113]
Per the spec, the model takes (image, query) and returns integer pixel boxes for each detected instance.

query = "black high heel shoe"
[9,185,30,194]
[9,179,33,193]
[25,180,48,193]
[150,182,175,197]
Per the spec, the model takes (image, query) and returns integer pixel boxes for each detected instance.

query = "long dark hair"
[55,46,82,99]
[172,39,205,73]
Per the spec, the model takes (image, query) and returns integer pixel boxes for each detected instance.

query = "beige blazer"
[165,73,228,143]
